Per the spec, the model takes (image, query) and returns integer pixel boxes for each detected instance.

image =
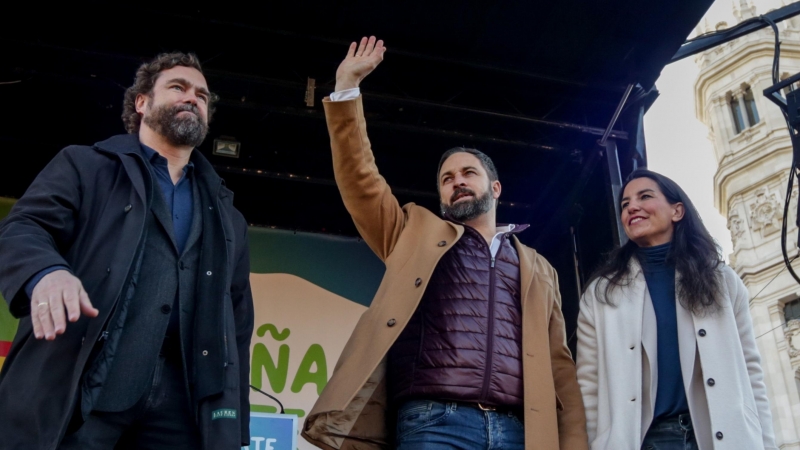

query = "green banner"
[248,227,382,307]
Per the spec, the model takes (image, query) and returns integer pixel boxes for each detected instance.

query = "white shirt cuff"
[329,87,361,102]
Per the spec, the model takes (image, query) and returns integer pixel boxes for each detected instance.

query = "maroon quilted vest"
[387,224,526,407]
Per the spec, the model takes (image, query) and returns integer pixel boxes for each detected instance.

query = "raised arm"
[324,37,406,261]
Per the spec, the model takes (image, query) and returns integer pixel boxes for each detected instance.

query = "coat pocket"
[396,400,450,440]
[742,402,762,433]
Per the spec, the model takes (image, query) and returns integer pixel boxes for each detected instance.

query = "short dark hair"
[121,52,217,134]
[437,147,499,188]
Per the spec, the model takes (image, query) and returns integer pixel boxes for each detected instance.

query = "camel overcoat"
[301,96,588,450]
[576,260,776,450]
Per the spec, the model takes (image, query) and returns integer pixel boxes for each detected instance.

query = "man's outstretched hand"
[30,270,99,340]
[335,36,386,92]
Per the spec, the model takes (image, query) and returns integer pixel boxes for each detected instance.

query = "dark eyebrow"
[166,77,211,97]
[440,165,480,181]
[621,188,656,203]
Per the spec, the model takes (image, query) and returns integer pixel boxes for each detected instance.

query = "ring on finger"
[38,302,49,308]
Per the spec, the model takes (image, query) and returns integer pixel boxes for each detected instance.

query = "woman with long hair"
[577,169,776,450]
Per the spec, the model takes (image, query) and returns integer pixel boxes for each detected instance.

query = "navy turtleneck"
[637,242,689,421]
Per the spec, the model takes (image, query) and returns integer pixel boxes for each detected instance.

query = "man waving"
[302,37,588,450]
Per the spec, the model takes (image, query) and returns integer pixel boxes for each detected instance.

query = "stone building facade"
[695,2,800,448]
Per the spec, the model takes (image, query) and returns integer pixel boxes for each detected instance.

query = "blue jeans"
[641,414,698,450]
[395,400,524,450]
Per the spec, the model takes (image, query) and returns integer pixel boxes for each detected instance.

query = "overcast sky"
[645,0,788,260]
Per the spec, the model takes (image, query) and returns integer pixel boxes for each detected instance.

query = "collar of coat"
[92,134,233,201]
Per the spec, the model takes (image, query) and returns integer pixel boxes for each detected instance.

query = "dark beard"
[143,102,208,148]
[440,187,494,222]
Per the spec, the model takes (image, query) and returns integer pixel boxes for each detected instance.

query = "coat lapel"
[93,134,149,204]
[638,264,658,438]
[513,236,538,310]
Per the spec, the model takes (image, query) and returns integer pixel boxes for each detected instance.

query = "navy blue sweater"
[637,242,690,420]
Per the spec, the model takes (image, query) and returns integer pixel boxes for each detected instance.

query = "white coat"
[576,260,776,450]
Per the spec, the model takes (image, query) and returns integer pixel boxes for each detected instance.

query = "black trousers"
[60,344,200,450]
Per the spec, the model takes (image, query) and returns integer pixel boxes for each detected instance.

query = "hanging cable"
[760,15,800,286]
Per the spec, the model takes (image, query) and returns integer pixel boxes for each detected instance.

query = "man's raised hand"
[30,270,99,340]
[335,36,386,92]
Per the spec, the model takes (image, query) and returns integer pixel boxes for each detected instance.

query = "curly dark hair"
[588,169,723,315]
[122,52,217,134]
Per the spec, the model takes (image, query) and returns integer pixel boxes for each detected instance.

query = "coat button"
[202,350,208,356]
[206,271,212,276]
[161,304,171,314]
[208,206,214,210]
[438,241,447,247]
[387,319,396,327]
[107,267,111,273]
[124,204,132,213]
[698,329,706,337]
[716,431,723,440]
[629,345,635,350]
[707,378,715,386]
[414,278,422,287]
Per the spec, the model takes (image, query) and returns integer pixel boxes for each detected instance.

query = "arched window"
[744,87,760,126]
[729,93,746,134]
[729,85,760,134]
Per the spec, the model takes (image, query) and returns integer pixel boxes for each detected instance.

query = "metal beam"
[671,2,800,63]
[4,41,629,142]
[147,11,624,92]
[212,164,533,210]
[603,139,628,247]
[206,69,629,140]
[599,84,634,146]
[216,99,575,153]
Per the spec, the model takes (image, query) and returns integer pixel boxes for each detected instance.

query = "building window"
[744,87,759,126]
[729,85,760,134]
[786,298,800,322]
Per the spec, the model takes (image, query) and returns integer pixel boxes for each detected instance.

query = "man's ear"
[492,180,501,200]
[672,202,685,222]
[135,93,149,115]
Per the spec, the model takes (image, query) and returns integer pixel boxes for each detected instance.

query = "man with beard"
[302,37,587,450]
[0,53,253,450]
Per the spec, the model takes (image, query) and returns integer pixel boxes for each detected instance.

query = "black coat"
[0,134,254,449]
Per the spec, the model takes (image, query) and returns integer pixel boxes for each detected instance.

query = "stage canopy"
[0,0,714,345]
